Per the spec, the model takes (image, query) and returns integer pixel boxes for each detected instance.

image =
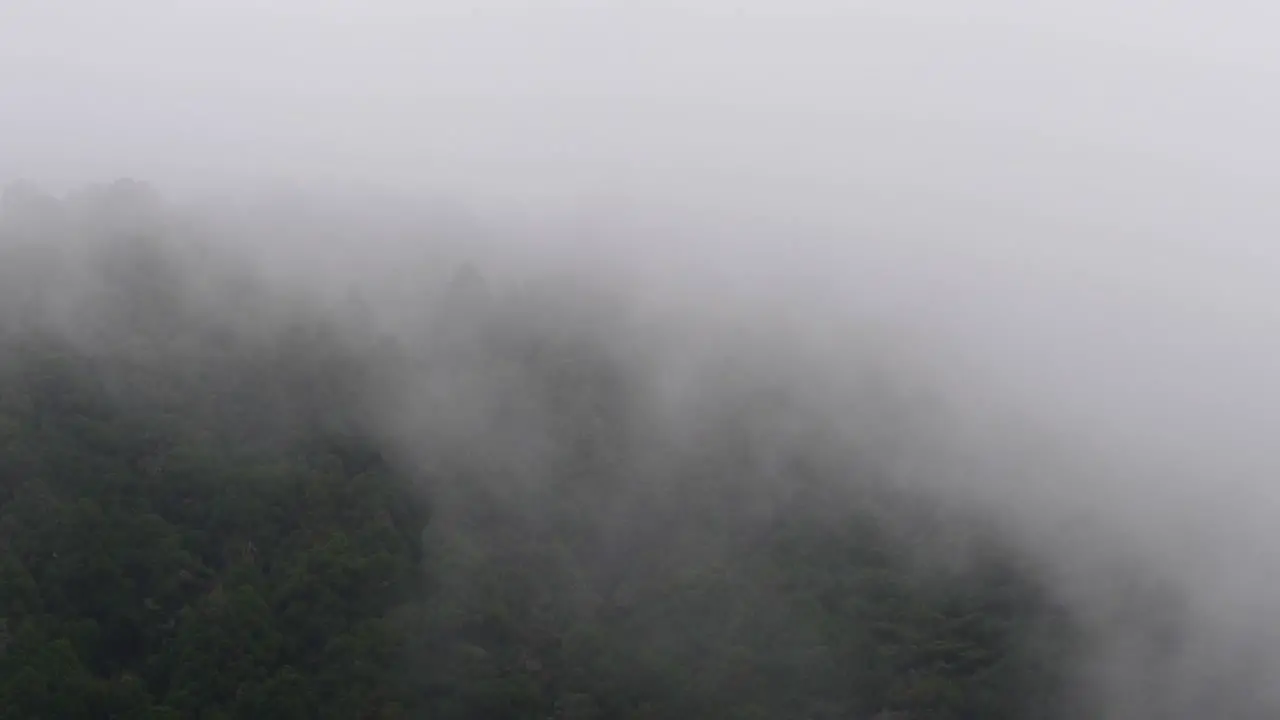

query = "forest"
[0,181,1077,719]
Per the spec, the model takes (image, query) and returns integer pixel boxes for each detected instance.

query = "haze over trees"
[3,174,1279,720]
[8,2,1280,718]
[8,174,1273,720]
[0,180,1113,719]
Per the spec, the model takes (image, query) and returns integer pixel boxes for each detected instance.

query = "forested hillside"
[0,182,1075,719]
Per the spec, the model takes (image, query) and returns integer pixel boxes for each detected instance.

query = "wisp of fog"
[5,2,1280,718]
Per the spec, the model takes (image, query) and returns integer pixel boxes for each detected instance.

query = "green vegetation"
[0,183,1073,718]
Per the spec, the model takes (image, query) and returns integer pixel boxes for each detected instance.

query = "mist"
[6,1,1280,718]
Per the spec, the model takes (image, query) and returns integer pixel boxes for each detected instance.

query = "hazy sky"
[4,2,1280,205]
[1,12,1277,432]
[6,0,1280,478]
[4,3,1280,414]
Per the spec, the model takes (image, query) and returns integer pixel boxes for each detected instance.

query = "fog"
[6,1,1280,717]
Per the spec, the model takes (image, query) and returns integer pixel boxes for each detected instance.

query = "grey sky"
[4,2,1279,204]
[7,0,1280,508]
[5,3,1280,442]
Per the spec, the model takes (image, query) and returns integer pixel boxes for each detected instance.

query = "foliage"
[0,184,1074,719]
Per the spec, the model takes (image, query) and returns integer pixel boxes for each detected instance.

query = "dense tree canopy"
[0,183,1076,719]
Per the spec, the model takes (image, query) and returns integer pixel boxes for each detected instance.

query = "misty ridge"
[0,174,1276,720]
[5,5,1280,718]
